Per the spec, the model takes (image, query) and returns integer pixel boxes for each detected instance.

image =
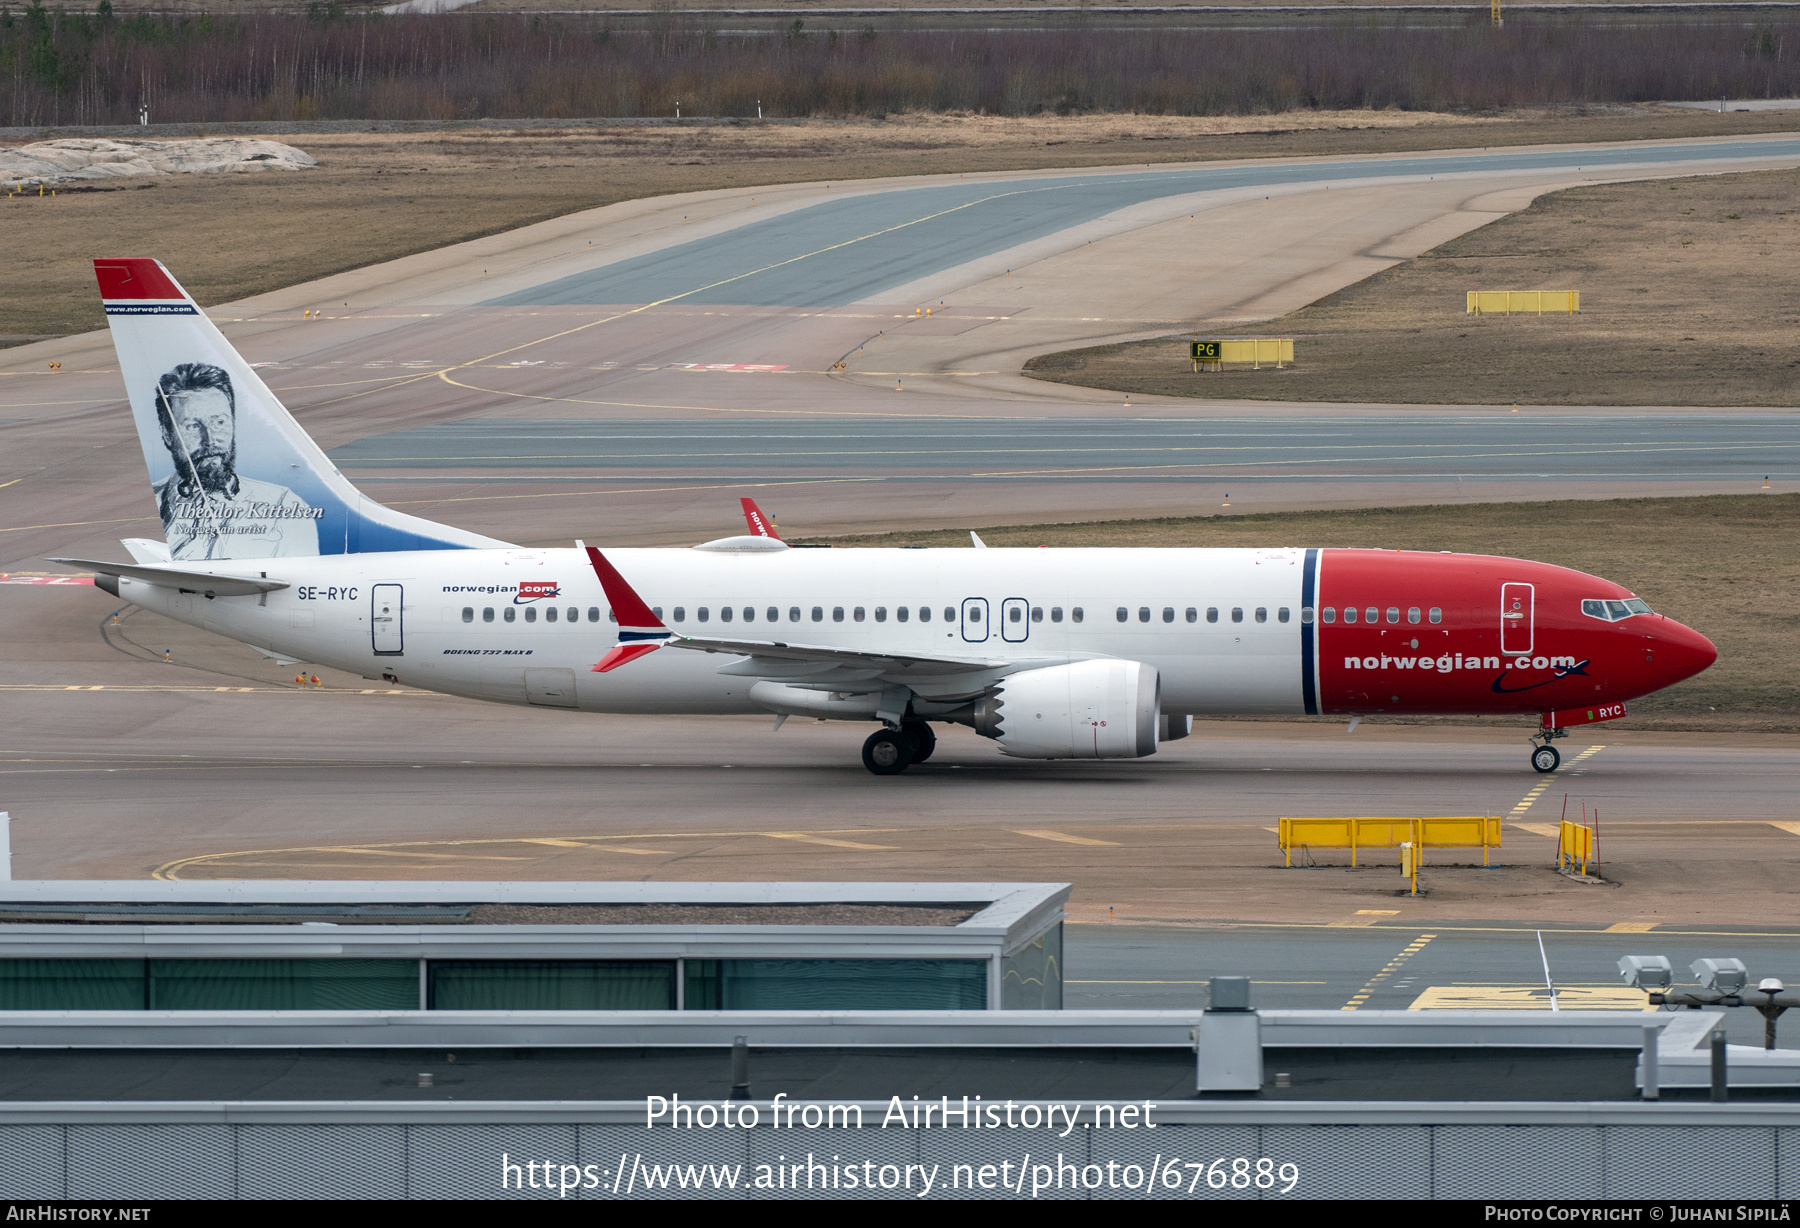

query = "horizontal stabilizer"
[46,557,288,597]
[120,538,172,565]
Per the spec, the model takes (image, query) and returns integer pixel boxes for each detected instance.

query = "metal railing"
[1279,816,1502,868]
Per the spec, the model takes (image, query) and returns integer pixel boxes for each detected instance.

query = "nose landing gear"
[1530,724,1567,773]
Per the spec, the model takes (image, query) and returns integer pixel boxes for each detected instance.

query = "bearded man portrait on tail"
[152,362,322,560]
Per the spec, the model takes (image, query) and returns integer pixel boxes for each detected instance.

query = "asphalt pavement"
[329,413,1800,487]
[1065,923,1800,1049]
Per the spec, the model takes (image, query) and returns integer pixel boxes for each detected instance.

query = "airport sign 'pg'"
[1190,340,1221,361]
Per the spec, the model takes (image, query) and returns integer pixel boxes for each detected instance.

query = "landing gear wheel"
[862,728,914,776]
[1532,745,1561,774]
[901,721,936,764]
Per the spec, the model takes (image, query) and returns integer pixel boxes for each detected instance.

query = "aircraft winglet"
[585,546,671,672]
[740,497,782,541]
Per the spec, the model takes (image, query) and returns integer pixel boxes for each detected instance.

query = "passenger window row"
[460,602,1319,630]
[464,605,612,625]
[1116,606,1292,625]
[670,605,896,624]
[1318,606,1443,625]
[667,606,1092,624]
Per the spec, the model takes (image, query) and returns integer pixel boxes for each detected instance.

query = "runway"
[482,138,1800,310]
[6,134,1800,557]
[330,413,1800,487]
[1,132,1797,935]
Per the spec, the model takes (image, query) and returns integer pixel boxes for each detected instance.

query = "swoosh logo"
[1491,659,1592,694]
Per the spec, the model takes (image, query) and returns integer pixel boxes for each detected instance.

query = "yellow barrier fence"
[1466,290,1580,316]
[1192,338,1294,370]
[1558,820,1597,876]
[1280,815,1502,867]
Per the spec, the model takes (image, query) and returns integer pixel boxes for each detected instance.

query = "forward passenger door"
[1500,583,1534,656]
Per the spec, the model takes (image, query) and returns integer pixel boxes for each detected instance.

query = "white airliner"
[57,259,1717,775]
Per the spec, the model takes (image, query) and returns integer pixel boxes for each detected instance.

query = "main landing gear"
[902,720,936,764]
[861,721,937,775]
[1530,725,1568,774]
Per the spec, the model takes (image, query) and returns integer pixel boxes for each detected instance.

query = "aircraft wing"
[662,634,1011,675]
[581,545,1064,689]
[46,557,288,597]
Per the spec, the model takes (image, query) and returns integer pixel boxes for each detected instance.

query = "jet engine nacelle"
[974,660,1160,760]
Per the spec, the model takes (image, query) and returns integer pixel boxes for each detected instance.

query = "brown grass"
[802,493,1800,731]
[5,106,1800,344]
[1027,166,1800,406]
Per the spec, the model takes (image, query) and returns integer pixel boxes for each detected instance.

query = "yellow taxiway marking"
[433,369,988,421]
[189,861,498,873]
[1410,985,1654,1011]
[522,831,676,849]
[1069,980,1327,986]
[304,847,533,862]
[1507,745,1607,818]
[384,475,884,511]
[1012,829,1121,847]
[0,514,157,535]
[152,827,914,878]
[1342,933,1437,1010]
[763,832,898,850]
[288,178,1098,419]
[1769,821,1800,837]
[1512,822,1562,838]
[1508,784,1555,816]
[1604,921,1660,933]
[1327,910,1401,928]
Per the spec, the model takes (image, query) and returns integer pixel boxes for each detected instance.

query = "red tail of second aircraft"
[740,498,782,540]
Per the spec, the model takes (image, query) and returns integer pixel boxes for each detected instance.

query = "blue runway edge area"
[482,139,1800,310]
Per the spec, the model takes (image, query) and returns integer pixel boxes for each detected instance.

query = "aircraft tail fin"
[94,258,509,562]
[739,497,783,540]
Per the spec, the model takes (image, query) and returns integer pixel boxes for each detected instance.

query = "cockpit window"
[1583,597,1654,622]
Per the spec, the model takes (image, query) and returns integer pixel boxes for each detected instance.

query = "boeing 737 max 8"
[54,259,1718,775]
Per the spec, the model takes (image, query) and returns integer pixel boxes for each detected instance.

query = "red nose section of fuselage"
[1643,615,1718,692]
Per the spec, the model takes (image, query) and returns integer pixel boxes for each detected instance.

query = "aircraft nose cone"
[1650,617,1717,686]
